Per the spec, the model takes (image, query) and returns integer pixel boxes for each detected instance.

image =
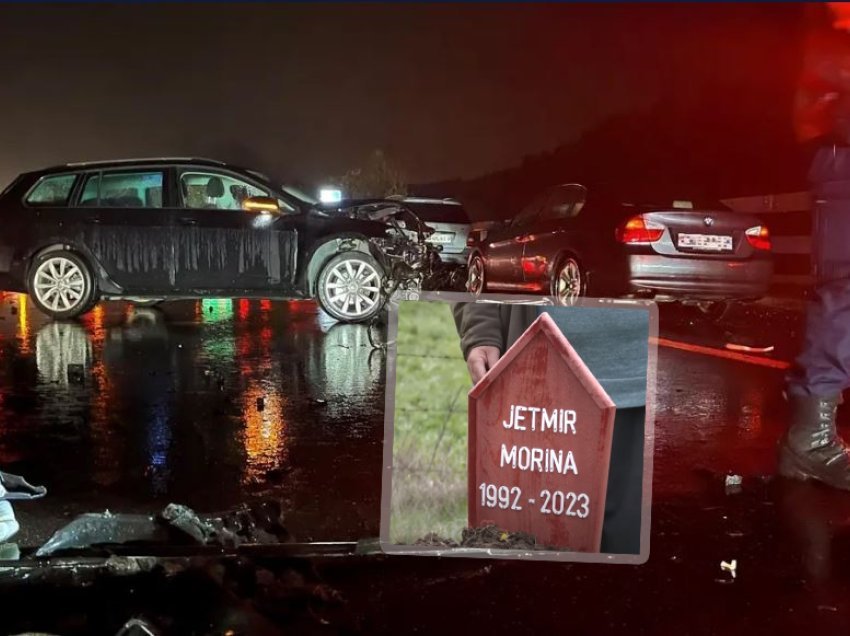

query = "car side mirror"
[241,196,280,215]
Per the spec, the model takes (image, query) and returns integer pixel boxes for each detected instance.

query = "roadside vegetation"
[390,300,470,544]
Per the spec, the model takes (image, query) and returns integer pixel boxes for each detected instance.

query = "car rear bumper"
[626,254,773,300]
[437,249,469,265]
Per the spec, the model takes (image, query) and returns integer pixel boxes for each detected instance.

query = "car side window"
[77,171,164,208]
[545,185,588,220]
[512,192,547,228]
[179,171,270,211]
[25,174,78,207]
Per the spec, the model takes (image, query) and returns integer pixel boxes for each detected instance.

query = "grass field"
[389,300,472,544]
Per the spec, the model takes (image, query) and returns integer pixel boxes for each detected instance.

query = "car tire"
[695,301,730,322]
[467,254,487,297]
[316,251,385,323]
[551,256,586,306]
[28,250,98,320]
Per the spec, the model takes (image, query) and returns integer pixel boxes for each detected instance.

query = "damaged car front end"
[319,198,457,297]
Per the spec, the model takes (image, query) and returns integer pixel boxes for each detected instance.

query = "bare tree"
[339,149,408,199]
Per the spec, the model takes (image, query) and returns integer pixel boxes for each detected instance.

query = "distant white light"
[319,188,343,204]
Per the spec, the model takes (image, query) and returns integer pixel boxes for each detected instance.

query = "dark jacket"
[452,302,648,409]
[452,302,539,360]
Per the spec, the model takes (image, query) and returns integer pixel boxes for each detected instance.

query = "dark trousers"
[600,406,645,555]
[787,146,850,398]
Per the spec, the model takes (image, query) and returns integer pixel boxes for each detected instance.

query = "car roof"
[389,196,463,205]
[35,157,230,175]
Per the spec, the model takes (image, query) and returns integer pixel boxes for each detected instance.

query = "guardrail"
[721,192,812,291]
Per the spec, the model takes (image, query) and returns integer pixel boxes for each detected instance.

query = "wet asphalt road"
[0,293,385,546]
[5,291,850,634]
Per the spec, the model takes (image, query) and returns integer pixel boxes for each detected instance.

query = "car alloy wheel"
[31,253,94,318]
[554,258,583,306]
[319,253,384,322]
[467,256,486,296]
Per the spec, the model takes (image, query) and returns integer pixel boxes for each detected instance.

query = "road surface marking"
[652,337,791,370]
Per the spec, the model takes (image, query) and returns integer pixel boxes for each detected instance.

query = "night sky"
[0,3,803,190]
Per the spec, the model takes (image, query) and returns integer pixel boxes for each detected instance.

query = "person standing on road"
[452,301,649,555]
[781,3,850,489]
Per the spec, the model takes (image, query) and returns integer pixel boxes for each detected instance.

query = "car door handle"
[179,217,198,226]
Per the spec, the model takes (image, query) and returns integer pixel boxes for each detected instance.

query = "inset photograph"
[382,293,657,563]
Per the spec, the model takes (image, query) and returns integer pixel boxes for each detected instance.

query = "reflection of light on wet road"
[35,322,92,385]
[242,384,288,485]
[233,303,289,485]
[145,403,172,495]
[201,298,234,323]
[80,303,107,342]
[77,304,121,487]
[17,293,29,354]
[736,384,764,440]
[198,299,237,363]
[0,295,385,542]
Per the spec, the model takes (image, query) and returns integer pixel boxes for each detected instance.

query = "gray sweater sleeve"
[451,302,505,360]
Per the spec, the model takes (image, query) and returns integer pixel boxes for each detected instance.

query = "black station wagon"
[0,158,427,323]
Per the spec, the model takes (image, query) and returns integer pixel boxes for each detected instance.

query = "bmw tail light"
[615,215,665,244]
[745,225,771,251]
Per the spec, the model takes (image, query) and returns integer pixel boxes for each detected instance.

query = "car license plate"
[427,232,455,244]
[677,233,733,252]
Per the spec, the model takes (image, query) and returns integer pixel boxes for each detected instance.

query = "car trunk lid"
[626,209,768,260]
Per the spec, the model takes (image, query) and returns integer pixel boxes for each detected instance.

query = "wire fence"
[390,302,472,543]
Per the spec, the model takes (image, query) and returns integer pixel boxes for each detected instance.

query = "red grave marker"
[468,311,616,552]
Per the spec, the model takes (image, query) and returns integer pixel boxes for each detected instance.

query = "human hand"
[466,345,501,385]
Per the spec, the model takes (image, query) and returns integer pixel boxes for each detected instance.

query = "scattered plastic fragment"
[115,617,161,636]
[0,501,19,543]
[35,500,290,557]
[0,542,19,560]
[159,503,218,544]
[720,559,737,579]
[35,512,168,557]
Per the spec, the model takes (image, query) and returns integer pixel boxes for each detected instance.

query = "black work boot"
[778,394,850,490]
